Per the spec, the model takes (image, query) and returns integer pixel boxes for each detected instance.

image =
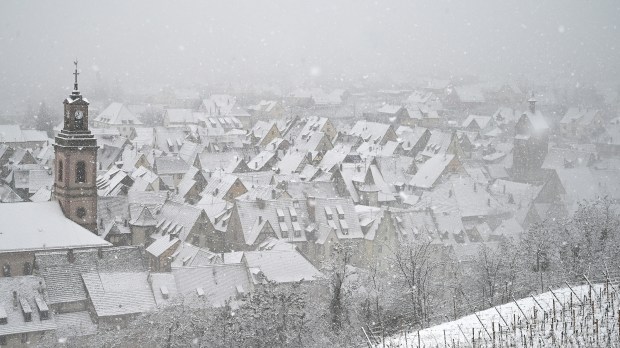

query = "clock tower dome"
[53,61,99,233]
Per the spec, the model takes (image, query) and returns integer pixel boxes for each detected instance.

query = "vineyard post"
[565,281,584,305]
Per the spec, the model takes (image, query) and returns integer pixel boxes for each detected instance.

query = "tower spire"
[73,59,80,92]
[528,91,537,114]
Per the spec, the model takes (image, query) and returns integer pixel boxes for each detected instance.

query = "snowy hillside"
[381,281,620,347]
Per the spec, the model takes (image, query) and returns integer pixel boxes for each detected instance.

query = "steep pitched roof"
[95,102,143,125]
[409,154,456,189]
[154,156,190,175]
[234,199,310,245]
[313,197,364,241]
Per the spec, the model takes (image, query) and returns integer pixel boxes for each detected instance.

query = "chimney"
[97,247,104,259]
[124,219,128,227]
[258,216,263,224]
[473,182,477,192]
[487,198,491,206]
[271,189,276,199]
[13,290,18,308]
[67,249,75,263]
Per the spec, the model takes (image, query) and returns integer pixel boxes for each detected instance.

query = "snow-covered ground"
[381,282,620,347]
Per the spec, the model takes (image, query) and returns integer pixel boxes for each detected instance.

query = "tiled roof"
[54,311,97,338]
[35,246,145,305]
[154,156,190,175]
[146,235,180,257]
[154,200,206,242]
[130,206,158,226]
[0,276,56,336]
[276,151,307,174]
[95,102,143,125]
[172,264,252,307]
[347,121,393,143]
[409,154,455,189]
[243,250,322,284]
[201,174,242,201]
[313,197,364,242]
[234,199,311,245]
[414,175,508,218]
[82,272,155,317]
[149,273,178,307]
[283,181,339,200]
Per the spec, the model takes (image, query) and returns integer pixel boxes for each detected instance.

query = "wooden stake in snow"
[565,281,584,305]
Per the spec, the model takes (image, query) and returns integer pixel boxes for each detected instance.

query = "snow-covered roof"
[0,201,110,252]
[409,154,455,189]
[243,250,322,284]
[95,102,143,125]
[81,271,155,317]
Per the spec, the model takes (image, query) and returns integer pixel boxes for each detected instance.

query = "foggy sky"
[0,0,619,114]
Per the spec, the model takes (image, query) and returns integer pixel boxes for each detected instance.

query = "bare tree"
[390,240,445,326]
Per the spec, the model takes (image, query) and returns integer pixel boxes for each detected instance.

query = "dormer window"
[35,298,49,320]
[340,220,349,235]
[292,222,302,237]
[0,305,7,325]
[289,207,298,222]
[324,207,333,220]
[335,205,345,220]
[196,287,205,297]
[19,298,32,322]
[276,208,285,222]
[160,286,170,300]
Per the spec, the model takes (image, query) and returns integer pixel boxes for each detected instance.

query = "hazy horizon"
[1,0,619,114]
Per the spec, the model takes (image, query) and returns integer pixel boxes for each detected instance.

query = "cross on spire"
[73,59,80,91]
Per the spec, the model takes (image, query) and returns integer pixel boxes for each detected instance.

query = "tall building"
[512,94,549,181]
[54,61,99,232]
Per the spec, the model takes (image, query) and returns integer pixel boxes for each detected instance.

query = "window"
[336,205,345,220]
[21,333,28,344]
[2,264,10,277]
[23,262,31,276]
[58,160,63,182]
[76,161,86,183]
[0,335,5,346]
[76,207,86,219]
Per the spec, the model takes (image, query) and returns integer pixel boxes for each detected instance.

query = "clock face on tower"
[74,110,84,120]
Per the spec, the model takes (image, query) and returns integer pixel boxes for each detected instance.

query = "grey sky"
[0,0,618,113]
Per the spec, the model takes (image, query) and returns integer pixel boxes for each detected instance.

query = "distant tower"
[53,61,99,232]
[528,92,537,114]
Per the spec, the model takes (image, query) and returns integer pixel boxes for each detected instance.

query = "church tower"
[54,61,98,232]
